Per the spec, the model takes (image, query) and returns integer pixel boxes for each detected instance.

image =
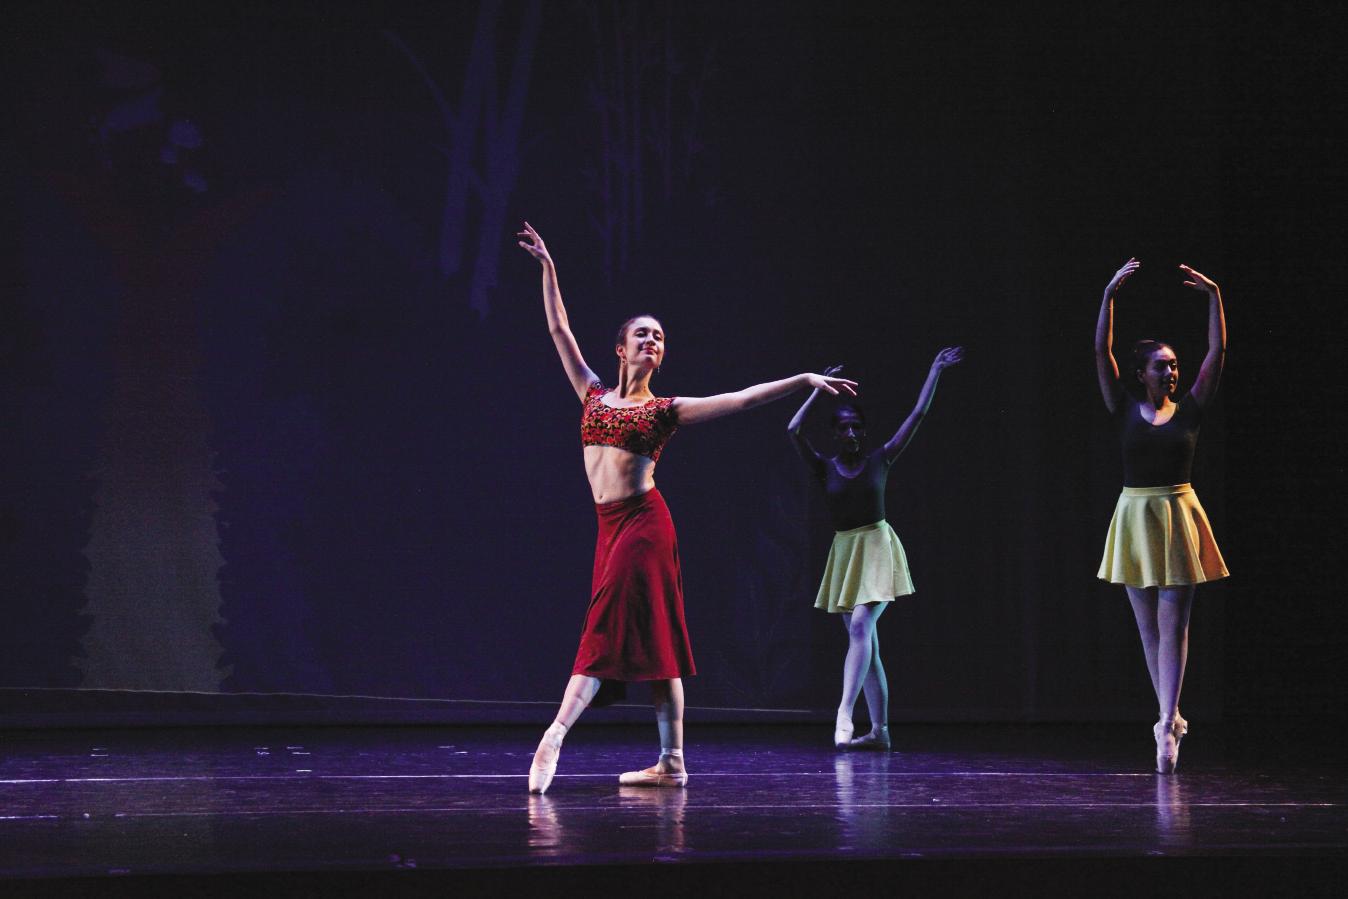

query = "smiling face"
[616,316,665,372]
[1137,345,1179,401]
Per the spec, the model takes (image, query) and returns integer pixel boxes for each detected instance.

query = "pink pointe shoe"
[618,750,688,788]
[529,722,567,794]
[618,766,688,788]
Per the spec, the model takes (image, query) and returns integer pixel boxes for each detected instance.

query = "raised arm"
[882,347,963,463]
[674,372,857,427]
[786,364,844,473]
[1179,264,1226,408]
[517,222,599,402]
[1095,258,1139,414]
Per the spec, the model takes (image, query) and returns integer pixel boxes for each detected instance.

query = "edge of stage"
[3,721,1346,897]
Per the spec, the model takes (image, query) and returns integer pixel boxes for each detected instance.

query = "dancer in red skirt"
[517,222,856,793]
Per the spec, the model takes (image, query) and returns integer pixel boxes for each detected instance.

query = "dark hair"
[831,403,867,429]
[1128,338,1176,397]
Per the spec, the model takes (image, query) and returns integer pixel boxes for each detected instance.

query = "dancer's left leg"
[620,678,687,787]
[846,625,891,749]
[1153,586,1195,773]
[1156,586,1194,723]
[836,603,886,745]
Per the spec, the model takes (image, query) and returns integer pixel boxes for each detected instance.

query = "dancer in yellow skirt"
[1094,258,1229,774]
[788,349,963,749]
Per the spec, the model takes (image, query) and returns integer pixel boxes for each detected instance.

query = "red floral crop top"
[581,382,679,461]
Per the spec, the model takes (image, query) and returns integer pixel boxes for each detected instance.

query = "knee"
[1159,617,1190,642]
[847,619,874,643]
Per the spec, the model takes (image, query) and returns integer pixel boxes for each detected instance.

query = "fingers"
[829,377,858,397]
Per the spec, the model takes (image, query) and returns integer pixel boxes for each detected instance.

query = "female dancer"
[788,349,963,750]
[518,222,856,793]
[1094,258,1229,774]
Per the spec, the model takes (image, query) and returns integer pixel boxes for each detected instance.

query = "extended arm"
[883,347,963,463]
[518,222,599,401]
[674,372,857,427]
[1095,258,1138,414]
[1180,264,1226,408]
[786,364,844,472]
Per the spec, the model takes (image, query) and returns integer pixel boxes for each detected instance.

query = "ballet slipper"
[846,725,891,751]
[834,711,855,749]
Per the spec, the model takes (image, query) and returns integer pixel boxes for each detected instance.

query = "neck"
[620,366,654,399]
[1146,391,1171,410]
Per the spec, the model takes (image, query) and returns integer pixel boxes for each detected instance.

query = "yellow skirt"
[814,520,915,613]
[1098,484,1229,588]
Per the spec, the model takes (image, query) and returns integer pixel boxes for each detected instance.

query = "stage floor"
[2,722,1345,891]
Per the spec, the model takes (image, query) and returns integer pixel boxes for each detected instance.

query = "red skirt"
[572,488,696,683]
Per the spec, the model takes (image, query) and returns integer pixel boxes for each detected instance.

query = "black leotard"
[816,449,892,531]
[1119,392,1202,487]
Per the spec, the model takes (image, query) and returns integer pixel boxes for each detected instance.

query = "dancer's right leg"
[1126,586,1162,701]
[530,674,601,794]
[556,674,602,730]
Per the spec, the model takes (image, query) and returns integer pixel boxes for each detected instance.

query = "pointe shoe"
[1154,717,1182,775]
[834,714,855,749]
[618,764,688,788]
[529,724,566,794]
[847,726,891,751]
[1171,714,1189,770]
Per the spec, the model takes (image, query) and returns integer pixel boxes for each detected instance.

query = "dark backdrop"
[3,1,1344,724]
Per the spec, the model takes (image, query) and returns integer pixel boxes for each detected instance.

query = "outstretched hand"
[822,364,845,378]
[1179,264,1219,295]
[517,221,553,266]
[806,372,858,396]
[931,346,964,370]
[1106,257,1140,296]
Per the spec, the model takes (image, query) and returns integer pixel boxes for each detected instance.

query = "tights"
[837,603,888,735]
[1125,585,1194,722]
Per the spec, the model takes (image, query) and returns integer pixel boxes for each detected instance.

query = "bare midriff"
[584,444,657,504]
